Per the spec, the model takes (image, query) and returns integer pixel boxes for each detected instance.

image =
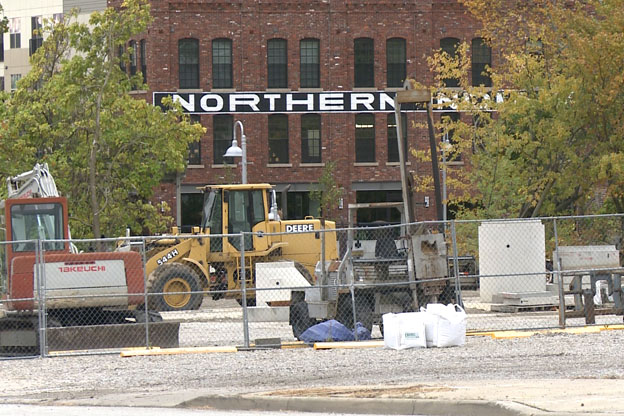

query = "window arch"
[179,38,199,89]
[212,38,232,89]
[386,37,406,87]
[268,38,287,88]
[440,37,460,87]
[471,38,491,87]
[354,37,374,87]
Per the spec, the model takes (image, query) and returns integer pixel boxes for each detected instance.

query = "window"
[354,38,374,87]
[355,190,403,224]
[0,34,4,62]
[355,113,375,163]
[180,193,203,233]
[300,38,320,88]
[10,18,21,49]
[287,192,320,220]
[118,45,126,72]
[129,40,137,76]
[10,74,21,91]
[268,114,289,164]
[187,115,202,165]
[440,37,460,87]
[441,112,461,161]
[29,16,43,56]
[140,39,147,83]
[0,77,4,91]
[11,203,65,252]
[386,38,406,87]
[387,113,407,163]
[213,114,233,165]
[212,38,232,89]
[179,38,199,89]
[267,39,287,88]
[471,38,491,87]
[301,114,321,163]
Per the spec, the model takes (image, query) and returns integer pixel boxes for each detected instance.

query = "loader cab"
[201,184,273,254]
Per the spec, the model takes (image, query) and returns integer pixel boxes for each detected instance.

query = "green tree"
[0,3,8,34]
[428,0,624,218]
[0,0,204,238]
[310,161,343,218]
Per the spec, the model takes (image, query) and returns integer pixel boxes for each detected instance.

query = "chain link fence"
[1,214,622,358]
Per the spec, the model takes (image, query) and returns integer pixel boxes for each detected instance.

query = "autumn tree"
[427,0,624,218]
[0,0,204,238]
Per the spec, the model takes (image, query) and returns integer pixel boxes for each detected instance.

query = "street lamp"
[223,120,247,184]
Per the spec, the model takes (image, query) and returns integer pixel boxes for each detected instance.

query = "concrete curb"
[179,394,544,416]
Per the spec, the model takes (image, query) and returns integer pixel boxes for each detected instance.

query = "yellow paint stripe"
[120,346,237,357]
[313,340,385,350]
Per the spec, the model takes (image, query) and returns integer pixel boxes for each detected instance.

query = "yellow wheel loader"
[144,183,339,311]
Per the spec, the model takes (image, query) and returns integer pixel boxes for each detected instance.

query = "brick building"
[122,0,492,229]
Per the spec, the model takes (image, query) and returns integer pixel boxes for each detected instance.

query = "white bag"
[383,312,427,350]
[425,303,467,347]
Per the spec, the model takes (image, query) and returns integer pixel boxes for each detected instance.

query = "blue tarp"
[299,320,371,344]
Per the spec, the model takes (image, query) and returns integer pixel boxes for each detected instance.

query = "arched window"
[386,38,406,87]
[471,38,491,87]
[269,114,289,163]
[268,39,287,88]
[354,38,374,87]
[212,38,232,89]
[179,38,199,89]
[440,37,460,87]
[355,113,375,162]
[300,38,320,88]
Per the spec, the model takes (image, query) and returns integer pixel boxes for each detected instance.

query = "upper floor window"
[355,113,375,163]
[0,33,4,62]
[387,113,407,163]
[129,40,137,76]
[386,38,406,88]
[212,38,232,89]
[187,115,202,165]
[300,38,320,88]
[471,38,492,87]
[213,114,233,165]
[140,39,147,83]
[440,37,460,87]
[179,38,199,89]
[268,114,289,164]
[0,77,4,91]
[10,18,21,49]
[29,16,43,56]
[10,74,21,91]
[354,38,374,87]
[118,45,126,73]
[301,114,321,164]
[268,39,287,88]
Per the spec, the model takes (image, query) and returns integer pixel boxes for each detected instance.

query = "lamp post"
[223,120,247,184]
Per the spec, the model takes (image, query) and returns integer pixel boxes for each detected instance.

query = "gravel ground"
[1,328,623,405]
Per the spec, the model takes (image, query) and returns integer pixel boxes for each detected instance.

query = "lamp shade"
[223,142,243,158]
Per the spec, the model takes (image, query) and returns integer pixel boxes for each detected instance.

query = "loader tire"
[148,263,203,312]
[290,301,315,340]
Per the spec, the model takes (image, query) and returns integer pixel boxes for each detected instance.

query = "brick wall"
[115,0,487,225]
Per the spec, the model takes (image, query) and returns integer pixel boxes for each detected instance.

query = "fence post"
[450,221,463,305]
[36,232,46,358]
[554,218,566,328]
[141,236,150,348]
[240,232,250,348]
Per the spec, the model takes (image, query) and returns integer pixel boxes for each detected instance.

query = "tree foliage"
[427,0,624,218]
[0,3,7,34]
[310,161,343,218]
[0,0,204,238]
